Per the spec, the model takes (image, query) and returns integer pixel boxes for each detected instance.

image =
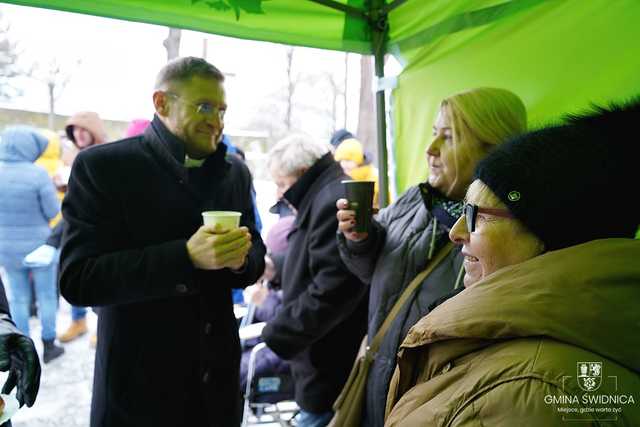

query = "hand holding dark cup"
[336,198,369,242]
[341,180,375,232]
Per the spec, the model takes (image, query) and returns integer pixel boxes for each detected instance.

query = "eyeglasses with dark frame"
[463,203,513,233]
[165,92,226,120]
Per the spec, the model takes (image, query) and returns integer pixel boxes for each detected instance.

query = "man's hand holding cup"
[187,211,251,270]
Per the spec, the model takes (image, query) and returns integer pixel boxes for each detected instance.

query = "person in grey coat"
[0,126,64,363]
[336,87,529,426]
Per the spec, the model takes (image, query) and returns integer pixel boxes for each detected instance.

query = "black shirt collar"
[151,115,185,163]
[284,152,336,209]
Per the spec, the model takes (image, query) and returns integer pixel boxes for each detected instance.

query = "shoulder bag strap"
[368,241,455,355]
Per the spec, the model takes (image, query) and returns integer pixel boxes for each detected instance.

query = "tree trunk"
[48,81,55,130]
[332,81,338,132]
[285,47,294,131]
[163,28,182,61]
[357,55,377,164]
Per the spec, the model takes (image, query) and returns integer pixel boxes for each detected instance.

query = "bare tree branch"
[0,12,23,100]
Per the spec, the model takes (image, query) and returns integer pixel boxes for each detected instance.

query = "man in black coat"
[261,135,368,426]
[59,57,265,427]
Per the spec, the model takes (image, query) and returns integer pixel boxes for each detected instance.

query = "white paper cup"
[201,211,242,230]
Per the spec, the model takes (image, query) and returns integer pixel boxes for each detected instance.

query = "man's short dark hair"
[154,56,224,89]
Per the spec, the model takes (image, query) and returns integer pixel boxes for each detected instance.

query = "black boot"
[42,339,65,364]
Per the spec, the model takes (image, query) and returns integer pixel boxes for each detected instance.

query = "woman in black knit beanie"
[385,99,640,427]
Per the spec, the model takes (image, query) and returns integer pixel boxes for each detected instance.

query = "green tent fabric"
[389,0,640,191]
[4,0,640,194]
[2,0,371,53]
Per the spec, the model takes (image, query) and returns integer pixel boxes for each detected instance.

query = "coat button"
[202,370,210,384]
[204,323,212,335]
[176,284,188,294]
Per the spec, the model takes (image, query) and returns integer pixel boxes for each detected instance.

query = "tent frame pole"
[308,0,368,20]
[308,0,391,207]
[371,0,390,208]
[382,0,409,14]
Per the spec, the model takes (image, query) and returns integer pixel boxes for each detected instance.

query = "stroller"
[239,291,298,426]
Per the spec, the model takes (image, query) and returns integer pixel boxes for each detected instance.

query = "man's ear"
[153,91,169,117]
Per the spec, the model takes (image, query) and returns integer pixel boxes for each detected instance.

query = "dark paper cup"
[342,180,375,233]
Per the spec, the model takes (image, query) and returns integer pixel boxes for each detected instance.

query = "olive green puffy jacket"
[385,239,640,426]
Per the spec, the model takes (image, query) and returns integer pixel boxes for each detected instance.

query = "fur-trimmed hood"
[65,111,107,146]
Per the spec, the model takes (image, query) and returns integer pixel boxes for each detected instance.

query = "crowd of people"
[0,55,637,427]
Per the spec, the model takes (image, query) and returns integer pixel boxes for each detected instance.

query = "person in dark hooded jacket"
[56,111,108,344]
[27,112,109,346]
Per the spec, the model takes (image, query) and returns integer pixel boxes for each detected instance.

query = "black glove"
[0,314,41,407]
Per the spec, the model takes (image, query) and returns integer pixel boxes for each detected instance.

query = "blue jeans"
[294,410,333,427]
[71,304,87,321]
[4,263,59,341]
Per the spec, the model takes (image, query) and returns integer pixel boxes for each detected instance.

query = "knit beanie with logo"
[475,98,640,251]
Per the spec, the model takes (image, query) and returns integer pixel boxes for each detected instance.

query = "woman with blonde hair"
[335,87,527,427]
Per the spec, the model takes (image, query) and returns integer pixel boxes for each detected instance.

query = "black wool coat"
[59,117,265,427]
[262,153,368,413]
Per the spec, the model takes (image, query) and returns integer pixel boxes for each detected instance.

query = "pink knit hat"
[125,119,151,138]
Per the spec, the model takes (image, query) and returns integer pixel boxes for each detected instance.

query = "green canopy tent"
[4,0,640,203]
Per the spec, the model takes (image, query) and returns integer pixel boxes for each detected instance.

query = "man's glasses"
[165,92,226,120]
[463,203,513,233]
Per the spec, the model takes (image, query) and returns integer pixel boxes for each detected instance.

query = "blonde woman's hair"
[438,87,527,198]
[442,87,527,150]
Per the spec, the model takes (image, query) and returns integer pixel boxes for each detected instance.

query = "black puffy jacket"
[337,184,463,427]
